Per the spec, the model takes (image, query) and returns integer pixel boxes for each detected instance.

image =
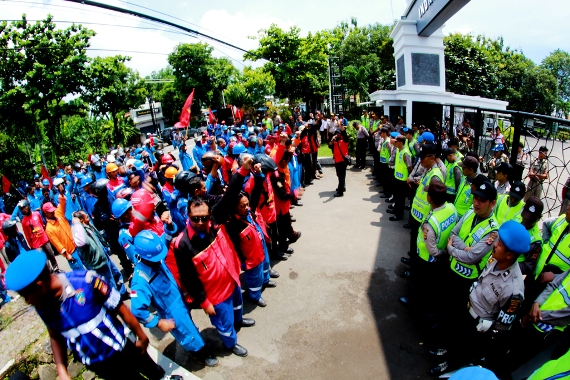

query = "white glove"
[476,319,493,332]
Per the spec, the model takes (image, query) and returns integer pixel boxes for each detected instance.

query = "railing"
[445,106,570,217]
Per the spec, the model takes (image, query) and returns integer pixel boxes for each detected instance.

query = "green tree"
[245,25,330,104]
[542,49,570,117]
[225,66,275,108]
[343,65,369,102]
[83,55,147,143]
[145,66,179,123]
[0,15,94,164]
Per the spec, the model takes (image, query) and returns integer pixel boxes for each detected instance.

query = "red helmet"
[161,154,174,164]
[130,189,155,221]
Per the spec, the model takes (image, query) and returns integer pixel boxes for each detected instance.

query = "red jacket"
[165,235,194,305]
[227,212,266,270]
[332,138,349,164]
[270,170,293,215]
[245,175,276,224]
[22,211,49,249]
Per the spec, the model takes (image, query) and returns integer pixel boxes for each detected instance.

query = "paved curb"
[318,156,374,166]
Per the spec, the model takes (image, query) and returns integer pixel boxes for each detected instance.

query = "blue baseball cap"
[420,132,435,142]
[390,132,399,138]
[5,250,47,291]
[449,366,498,380]
[41,179,50,186]
[222,126,228,131]
[498,221,531,256]
[492,145,504,152]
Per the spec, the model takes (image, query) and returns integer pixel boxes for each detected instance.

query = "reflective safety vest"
[494,194,525,226]
[394,147,411,181]
[536,216,570,279]
[519,223,542,263]
[450,210,499,279]
[533,272,570,333]
[454,176,474,218]
[380,140,391,163]
[444,160,460,195]
[417,203,457,262]
[361,116,370,131]
[411,168,444,222]
[406,138,417,159]
[456,150,464,161]
[528,341,570,379]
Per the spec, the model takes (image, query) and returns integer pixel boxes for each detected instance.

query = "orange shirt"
[45,195,76,254]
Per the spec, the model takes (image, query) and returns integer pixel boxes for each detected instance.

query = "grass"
[318,144,333,157]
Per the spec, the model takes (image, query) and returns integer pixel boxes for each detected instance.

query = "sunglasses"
[190,215,210,223]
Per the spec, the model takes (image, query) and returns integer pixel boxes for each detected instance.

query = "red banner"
[1,175,11,194]
[174,89,195,128]
[41,166,53,189]
[208,107,215,124]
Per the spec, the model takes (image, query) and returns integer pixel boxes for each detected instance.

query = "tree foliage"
[542,49,570,117]
[225,66,276,108]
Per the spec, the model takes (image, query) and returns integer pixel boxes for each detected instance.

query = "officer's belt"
[60,308,106,339]
[467,302,478,319]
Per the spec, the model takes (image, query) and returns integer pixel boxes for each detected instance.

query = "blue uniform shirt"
[179,150,194,171]
[36,271,126,366]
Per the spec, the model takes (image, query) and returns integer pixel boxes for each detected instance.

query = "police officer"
[5,250,165,380]
[399,180,457,319]
[443,148,462,204]
[494,180,525,225]
[445,179,499,318]
[429,221,528,376]
[130,231,218,367]
[453,156,478,219]
[518,196,543,276]
[387,135,412,221]
[407,144,444,262]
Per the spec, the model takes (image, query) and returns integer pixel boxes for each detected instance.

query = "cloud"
[197,9,296,68]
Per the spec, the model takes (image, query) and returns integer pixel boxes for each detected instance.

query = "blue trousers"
[97,260,126,295]
[262,245,271,284]
[209,284,243,348]
[0,275,10,304]
[244,263,263,301]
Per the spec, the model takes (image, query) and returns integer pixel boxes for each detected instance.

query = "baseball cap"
[539,146,548,152]
[472,181,497,201]
[458,156,479,171]
[498,220,531,256]
[442,148,455,157]
[5,250,47,291]
[471,174,489,187]
[509,181,526,201]
[521,196,543,221]
[495,162,513,175]
[419,143,437,159]
[42,202,57,213]
[390,132,399,138]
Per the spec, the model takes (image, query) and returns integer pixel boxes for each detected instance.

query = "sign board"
[404,0,471,37]
[136,107,160,117]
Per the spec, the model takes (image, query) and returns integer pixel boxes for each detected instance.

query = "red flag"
[174,89,195,128]
[208,107,215,124]
[1,175,11,194]
[41,166,52,189]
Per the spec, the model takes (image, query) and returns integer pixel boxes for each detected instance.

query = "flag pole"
[185,107,192,139]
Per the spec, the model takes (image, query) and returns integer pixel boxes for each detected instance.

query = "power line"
[62,0,256,57]
[0,46,170,55]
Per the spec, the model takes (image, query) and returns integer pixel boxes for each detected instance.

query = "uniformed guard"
[429,220,529,376]
[453,156,478,219]
[380,131,398,201]
[526,347,570,380]
[5,250,165,380]
[387,135,412,222]
[408,143,444,260]
[517,196,543,276]
[130,230,218,367]
[377,128,391,193]
[494,181,526,225]
[399,179,457,320]
[443,148,462,204]
[445,179,499,317]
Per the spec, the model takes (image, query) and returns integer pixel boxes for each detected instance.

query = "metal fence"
[445,106,570,218]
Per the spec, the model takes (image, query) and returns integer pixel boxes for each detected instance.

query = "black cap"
[419,143,437,159]
[442,148,455,156]
[521,196,544,221]
[471,174,490,187]
[458,156,479,171]
[509,181,526,201]
[424,178,447,196]
[472,181,497,201]
[495,162,513,175]
[539,146,549,152]
[395,135,406,143]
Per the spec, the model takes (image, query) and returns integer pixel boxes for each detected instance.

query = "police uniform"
[431,221,528,376]
[391,140,412,220]
[4,250,164,380]
[494,182,526,226]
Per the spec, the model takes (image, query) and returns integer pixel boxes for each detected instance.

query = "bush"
[346,121,358,155]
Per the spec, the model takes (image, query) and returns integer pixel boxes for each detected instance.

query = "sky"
[1,0,569,77]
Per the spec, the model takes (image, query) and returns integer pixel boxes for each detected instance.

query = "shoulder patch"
[506,295,522,313]
[92,277,109,295]
[486,232,498,245]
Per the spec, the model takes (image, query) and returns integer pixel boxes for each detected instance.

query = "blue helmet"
[232,143,247,155]
[111,198,132,218]
[133,159,145,171]
[135,148,143,154]
[41,179,50,186]
[79,175,94,188]
[134,230,167,262]
[5,249,47,291]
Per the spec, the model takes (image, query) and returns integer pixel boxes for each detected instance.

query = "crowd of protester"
[0,109,355,379]
[355,110,570,378]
